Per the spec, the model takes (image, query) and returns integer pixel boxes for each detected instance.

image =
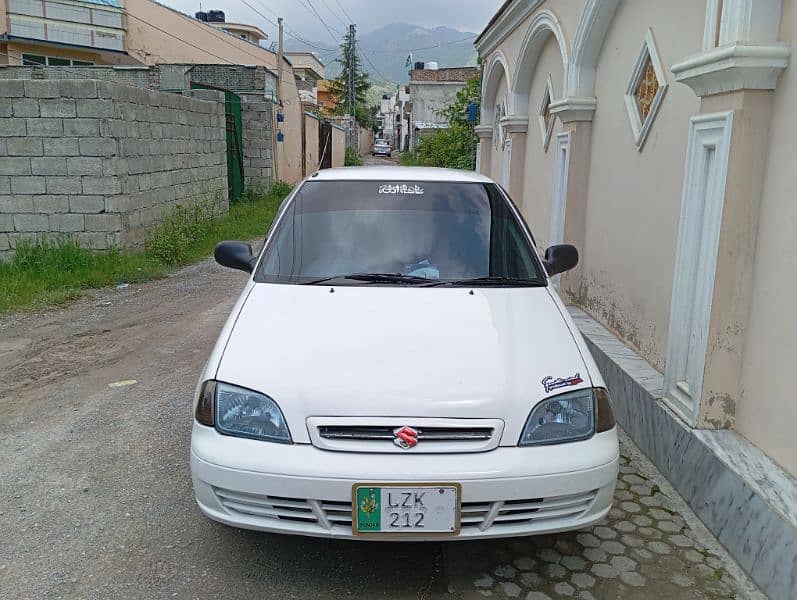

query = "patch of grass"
[0,182,291,313]
[344,146,363,166]
[399,151,421,167]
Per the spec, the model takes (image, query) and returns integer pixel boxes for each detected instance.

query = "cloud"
[162,0,503,44]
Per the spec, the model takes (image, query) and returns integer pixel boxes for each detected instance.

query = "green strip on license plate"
[356,487,382,531]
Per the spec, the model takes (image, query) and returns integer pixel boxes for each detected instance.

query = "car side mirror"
[544,244,579,277]
[215,241,257,274]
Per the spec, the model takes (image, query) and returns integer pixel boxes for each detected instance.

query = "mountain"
[286,23,478,85]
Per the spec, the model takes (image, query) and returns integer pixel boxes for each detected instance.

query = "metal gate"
[319,121,333,170]
[190,82,244,201]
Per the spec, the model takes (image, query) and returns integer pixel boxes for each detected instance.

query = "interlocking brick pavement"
[444,430,764,599]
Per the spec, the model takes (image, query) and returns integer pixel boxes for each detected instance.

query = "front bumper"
[191,423,619,540]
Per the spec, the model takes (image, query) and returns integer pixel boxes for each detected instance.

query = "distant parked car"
[372,140,392,157]
[192,166,619,540]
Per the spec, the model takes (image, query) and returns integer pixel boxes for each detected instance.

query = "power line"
[240,0,336,52]
[332,0,355,24]
[295,0,343,44]
[316,0,348,29]
[360,34,477,55]
[357,47,392,85]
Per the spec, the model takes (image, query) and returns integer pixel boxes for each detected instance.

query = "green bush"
[344,146,363,166]
[399,151,421,166]
[0,182,292,313]
[146,202,218,265]
[407,74,481,171]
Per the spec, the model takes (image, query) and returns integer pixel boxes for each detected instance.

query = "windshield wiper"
[431,276,547,287]
[302,273,437,285]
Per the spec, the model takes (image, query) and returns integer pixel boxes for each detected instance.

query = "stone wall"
[331,124,345,168]
[240,94,275,191]
[304,112,319,174]
[0,79,227,256]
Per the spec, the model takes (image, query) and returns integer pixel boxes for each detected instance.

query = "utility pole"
[348,23,356,150]
[277,17,284,103]
[275,17,284,181]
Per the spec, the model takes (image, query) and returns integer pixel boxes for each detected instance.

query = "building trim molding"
[474,124,493,139]
[623,29,668,151]
[671,42,791,97]
[499,114,529,134]
[480,49,510,128]
[475,0,545,57]
[549,96,597,123]
[537,75,555,150]
[511,9,569,116]
[566,0,621,98]
[664,111,734,426]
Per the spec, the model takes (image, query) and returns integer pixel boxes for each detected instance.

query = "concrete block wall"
[304,113,319,175]
[0,79,227,256]
[240,94,275,191]
[331,125,345,168]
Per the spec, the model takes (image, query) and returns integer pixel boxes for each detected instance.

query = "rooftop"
[309,166,493,183]
[410,67,480,83]
[208,21,268,42]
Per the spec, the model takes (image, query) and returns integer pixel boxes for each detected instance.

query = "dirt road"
[0,258,447,599]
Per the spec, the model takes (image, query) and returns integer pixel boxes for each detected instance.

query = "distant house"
[316,79,340,113]
[0,0,134,66]
[408,65,478,147]
[286,52,325,105]
[202,17,268,47]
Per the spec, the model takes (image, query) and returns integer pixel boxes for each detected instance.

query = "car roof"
[309,166,495,184]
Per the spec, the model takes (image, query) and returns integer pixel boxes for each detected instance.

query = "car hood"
[216,284,592,444]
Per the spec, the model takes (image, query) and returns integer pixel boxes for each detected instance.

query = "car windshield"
[256,180,545,286]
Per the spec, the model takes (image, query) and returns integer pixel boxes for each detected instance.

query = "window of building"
[22,53,95,66]
[623,29,668,150]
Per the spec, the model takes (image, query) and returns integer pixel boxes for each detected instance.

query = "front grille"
[307,417,504,453]
[214,488,352,529]
[318,426,493,441]
[213,487,596,533]
[460,490,598,530]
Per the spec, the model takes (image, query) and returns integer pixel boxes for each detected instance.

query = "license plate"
[352,483,460,537]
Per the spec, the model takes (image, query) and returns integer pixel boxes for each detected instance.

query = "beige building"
[286,51,325,105]
[476,1,794,596]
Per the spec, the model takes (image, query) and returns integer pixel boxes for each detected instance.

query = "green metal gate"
[190,82,244,202]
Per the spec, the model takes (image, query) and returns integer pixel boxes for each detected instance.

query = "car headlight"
[195,380,292,443]
[519,388,614,446]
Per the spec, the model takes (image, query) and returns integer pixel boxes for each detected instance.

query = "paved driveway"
[0,254,762,599]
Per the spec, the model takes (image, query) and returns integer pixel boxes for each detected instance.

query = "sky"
[163,0,504,45]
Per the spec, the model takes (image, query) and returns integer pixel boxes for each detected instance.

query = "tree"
[329,27,372,128]
[404,74,481,170]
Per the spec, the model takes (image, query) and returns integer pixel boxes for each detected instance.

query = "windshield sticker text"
[542,373,584,394]
[379,184,425,195]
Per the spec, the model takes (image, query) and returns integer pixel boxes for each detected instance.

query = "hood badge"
[542,373,584,394]
[393,426,419,449]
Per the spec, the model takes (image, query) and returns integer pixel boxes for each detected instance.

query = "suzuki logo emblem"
[393,426,419,449]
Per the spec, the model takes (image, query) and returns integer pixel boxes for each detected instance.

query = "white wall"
[578,0,703,370]
[519,35,565,246]
[737,0,797,478]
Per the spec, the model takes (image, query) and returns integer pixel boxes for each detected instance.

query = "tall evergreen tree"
[330,26,372,127]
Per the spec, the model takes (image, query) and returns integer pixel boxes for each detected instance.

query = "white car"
[191,166,619,540]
